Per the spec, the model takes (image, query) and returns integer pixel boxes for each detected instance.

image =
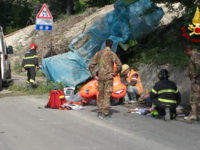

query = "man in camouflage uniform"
[184,46,200,121]
[89,39,122,119]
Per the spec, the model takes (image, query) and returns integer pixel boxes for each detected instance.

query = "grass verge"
[119,7,200,68]
[8,82,64,95]
[12,59,45,77]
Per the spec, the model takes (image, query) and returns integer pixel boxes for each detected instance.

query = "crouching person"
[150,69,181,121]
[121,64,143,103]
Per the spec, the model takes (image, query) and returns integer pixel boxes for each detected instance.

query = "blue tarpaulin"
[42,0,164,87]
[42,51,91,87]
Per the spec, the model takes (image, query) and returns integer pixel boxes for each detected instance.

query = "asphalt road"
[0,94,200,150]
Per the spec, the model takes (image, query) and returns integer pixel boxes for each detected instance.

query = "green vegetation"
[0,0,116,34]
[74,0,89,12]
[8,81,64,95]
[120,5,200,67]
[57,14,71,21]
[13,60,23,75]
[12,59,45,77]
[3,0,200,97]
[0,1,32,33]
[1,0,198,34]
[86,0,115,7]
[36,70,45,77]
[122,44,189,68]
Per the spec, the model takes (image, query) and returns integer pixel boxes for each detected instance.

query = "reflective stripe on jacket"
[150,79,181,105]
[22,49,38,68]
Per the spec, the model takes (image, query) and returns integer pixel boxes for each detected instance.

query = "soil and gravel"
[5,5,114,68]
[3,3,189,106]
[5,3,184,68]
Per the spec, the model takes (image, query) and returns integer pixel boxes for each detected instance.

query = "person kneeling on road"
[21,43,39,89]
[150,69,181,121]
[121,64,143,104]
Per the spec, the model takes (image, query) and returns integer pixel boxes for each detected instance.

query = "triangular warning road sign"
[36,4,53,19]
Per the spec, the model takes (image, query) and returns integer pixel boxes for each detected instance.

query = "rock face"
[138,64,190,106]
[157,3,185,25]
[5,3,184,64]
[4,3,190,104]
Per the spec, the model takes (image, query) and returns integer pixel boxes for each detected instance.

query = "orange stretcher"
[80,73,127,104]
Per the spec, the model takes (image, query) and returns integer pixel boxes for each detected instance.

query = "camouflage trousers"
[98,79,113,115]
[190,83,200,105]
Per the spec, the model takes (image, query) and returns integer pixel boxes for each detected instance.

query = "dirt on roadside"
[5,5,114,71]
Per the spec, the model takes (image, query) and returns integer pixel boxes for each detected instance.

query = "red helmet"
[30,43,37,50]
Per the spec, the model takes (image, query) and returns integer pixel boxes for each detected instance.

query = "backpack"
[46,90,66,109]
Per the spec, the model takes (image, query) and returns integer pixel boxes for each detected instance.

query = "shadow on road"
[91,108,120,115]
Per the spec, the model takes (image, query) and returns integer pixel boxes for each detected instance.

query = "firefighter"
[150,69,181,121]
[21,43,39,89]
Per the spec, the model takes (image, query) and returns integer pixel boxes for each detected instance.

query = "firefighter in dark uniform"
[150,69,181,121]
[21,43,39,89]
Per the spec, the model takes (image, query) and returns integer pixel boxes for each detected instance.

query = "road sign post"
[36,4,53,31]
[36,4,53,59]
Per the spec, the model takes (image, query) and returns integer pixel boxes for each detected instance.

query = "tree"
[62,0,74,14]
[44,0,75,15]
[87,0,115,7]
[0,0,32,33]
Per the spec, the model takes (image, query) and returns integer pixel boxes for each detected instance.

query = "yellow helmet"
[121,64,130,73]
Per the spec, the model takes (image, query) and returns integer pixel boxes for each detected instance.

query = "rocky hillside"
[5,5,114,66]
[5,3,190,105]
[138,64,190,106]
[5,3,185,64]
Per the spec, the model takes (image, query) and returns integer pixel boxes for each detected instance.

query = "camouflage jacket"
[89,47,122,81]
[189,50,200,83]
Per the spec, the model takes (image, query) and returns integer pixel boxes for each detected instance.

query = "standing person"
[184,46,200,121]
[121,64,143,103]
[21,43,39,89]
[150,69,181,121]
[89,39,122,119]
